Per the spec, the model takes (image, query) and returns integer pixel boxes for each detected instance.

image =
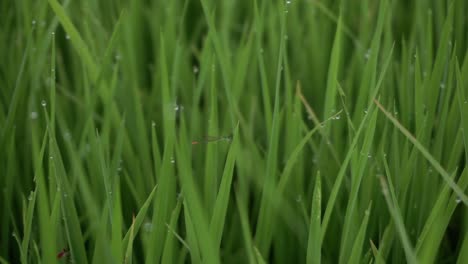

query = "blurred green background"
[1,0,467,263]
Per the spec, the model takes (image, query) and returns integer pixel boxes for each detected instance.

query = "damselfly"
[57,248,69,259]
[191,134,233,145]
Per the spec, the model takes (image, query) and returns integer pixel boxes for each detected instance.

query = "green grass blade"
[210,124,239,248]
[379,176,417,263]
[306,172,321,264]
[374,99,468,205]
[347,202,372,264]
[47,0,98,81]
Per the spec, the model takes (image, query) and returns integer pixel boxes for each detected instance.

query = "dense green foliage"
[1,0,468,263]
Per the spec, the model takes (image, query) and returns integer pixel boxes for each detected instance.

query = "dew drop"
[41,100,47,107]
[174,104,184,112]
[28,191,34,201]
[295,195,302,203]
[51,31,55,36]
[170,157,175,164]
[440,83,445,89]
[364,109,368,114]
[64,131,71,141]
[143,222,153,233]
[30,111,38,120]
[193,65,199,74]
[286,0,291,4]
[49,156,54,160]
[364,49,371,60]
[455,197,461,204]
[66,35,70,40]
[32,20,36,25]
[151,121,156,127]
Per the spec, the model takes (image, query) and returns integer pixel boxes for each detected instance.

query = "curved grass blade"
[374,99,468,205]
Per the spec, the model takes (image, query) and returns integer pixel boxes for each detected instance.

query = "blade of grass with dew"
[95,9,126,85]
[297,83,341,166]
[47,179,62,264]
[210,124,239,248]
[306,172,321,264]
[145,34,177,264]
[253,0,272,131]
[199,0,237,124]
[48,138,88,263]
[339,107,378,264]
[322,10,342,126]
[347,202,372,264]
[161,197,184,264]
[321,40,394,243]
[374,99,468,205]
[94,130,114,224]
[32,127,56,263]
[254,1,286,256]
[20,130,48,264]
[47,0,98,82]
[353,0,388,122]
[21,125,48,263]
[379,176,417,263]
[20,190,36,264]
